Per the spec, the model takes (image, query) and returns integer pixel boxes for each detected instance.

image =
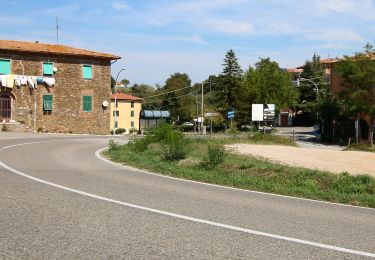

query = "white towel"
[44,77,56,87]
[27,77,35,89]
[0,75,6,87]
[20,76,27,85]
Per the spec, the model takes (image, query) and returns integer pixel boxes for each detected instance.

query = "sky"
[1,0,375,86]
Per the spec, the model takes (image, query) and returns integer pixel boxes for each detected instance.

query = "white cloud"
[112,1,130,11]
[304,30,363,42]
[266,22,298,35]
[312,0,375,21]
[206,20,254,35]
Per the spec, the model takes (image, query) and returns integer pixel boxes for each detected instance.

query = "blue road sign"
[227,111,235,119]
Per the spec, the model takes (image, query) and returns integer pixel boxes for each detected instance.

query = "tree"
[120,78,130,88]
[298,54,328,115]
[219,50,243,112]
[130,84,155,98]
[161,73,193,121]
[111,76,116,89]
[336,43,375,146]
[237,58,298,125]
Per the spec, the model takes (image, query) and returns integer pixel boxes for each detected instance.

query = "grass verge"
[345,144,375,153]
[104,134,375,208]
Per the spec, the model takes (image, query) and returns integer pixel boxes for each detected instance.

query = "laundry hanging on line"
[0,74,56,89]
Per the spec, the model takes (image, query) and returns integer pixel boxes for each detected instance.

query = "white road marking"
[95,148,375,211]
[0,142,374,257]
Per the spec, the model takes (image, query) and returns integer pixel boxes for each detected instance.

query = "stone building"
[0,40,120,134]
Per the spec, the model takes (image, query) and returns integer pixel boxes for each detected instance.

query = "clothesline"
[0,74,55,90]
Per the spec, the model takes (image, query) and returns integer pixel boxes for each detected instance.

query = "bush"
[130,137,150,152]
[201,143,227,169]
[1,124,8,132]
[115,128,126,134]
[108,139,119,152]
[247,132,295,146]
[161,130,190,161]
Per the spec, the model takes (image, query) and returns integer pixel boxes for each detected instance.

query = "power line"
[144,92,194,104]
[143,85,193,99]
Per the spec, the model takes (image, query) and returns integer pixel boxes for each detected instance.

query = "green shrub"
[130,137,150,152]
[115,128,126,134]
[248,132,295,146]
[201,143,227,169]
[108,139,119,152]
[1,124,8,132]
[161,130,190,161]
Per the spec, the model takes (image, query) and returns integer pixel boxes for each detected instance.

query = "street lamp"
[114,67,126,93]
[113,67,126,134]
[297,77,319,100]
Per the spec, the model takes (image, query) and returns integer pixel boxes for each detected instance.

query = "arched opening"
[0,94,11,120]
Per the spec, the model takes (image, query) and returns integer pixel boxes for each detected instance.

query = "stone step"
[1,121,33,132]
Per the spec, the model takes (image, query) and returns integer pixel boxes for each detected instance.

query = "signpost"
[227,111,235,130]
[205,112,220,135]
[252,104,275,133]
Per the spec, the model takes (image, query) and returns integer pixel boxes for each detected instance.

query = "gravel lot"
[227,144,375,176]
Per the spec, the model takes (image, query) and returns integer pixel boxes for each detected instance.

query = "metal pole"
[113,96,117,134]
[201,82,204,134]
[33,92,37,132]
[196,91,199,134]
[210,116,213,135]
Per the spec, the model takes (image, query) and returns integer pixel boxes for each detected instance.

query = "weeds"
[108,139,119,152]
[201,143,227,169]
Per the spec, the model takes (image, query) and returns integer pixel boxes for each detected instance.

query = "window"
[131,101,134,108]
[114,121,118,128]
[43,62,53,75]
[113,110,119,117]
[82,96,92,112]
[82,65,92,79]
[0,59,11,75]
[43,95,53,113]
[130,111,134,117]
[131,121,134,128]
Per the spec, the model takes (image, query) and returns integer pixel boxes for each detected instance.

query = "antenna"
[56,16,59,44]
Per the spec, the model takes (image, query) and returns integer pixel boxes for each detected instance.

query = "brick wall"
[0,51,112,134]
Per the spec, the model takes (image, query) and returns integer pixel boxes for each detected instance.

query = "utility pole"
[201,81,204,134]
[196,90,199,134]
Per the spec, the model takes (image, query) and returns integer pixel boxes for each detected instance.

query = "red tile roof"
[286,68,303,73]
[111,93,143,101]
[320,58,339,64]
[0,39,121,60]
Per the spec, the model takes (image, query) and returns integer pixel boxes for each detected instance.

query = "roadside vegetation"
[104,125,375,208]
[345,144,375,153]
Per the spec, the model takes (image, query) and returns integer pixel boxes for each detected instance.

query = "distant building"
[139,110,171,130]
[0,39,120,134]
[110,93,143,133]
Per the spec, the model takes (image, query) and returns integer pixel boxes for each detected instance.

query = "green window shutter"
[131,111,134,117]
[83,96,92,112]
[0,59,11,75]
[43,62,53,75]
[83,65,92,79]
[43,95,53,111]
[114,121,118,128]
[131,121,134,128]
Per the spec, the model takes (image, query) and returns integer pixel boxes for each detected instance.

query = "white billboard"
[252,104,275,121]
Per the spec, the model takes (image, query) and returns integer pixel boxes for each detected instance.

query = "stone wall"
[0,51,112,134]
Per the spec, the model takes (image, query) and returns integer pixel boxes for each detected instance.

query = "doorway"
[0,94,11,119]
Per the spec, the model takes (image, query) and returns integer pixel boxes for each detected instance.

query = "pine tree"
[220,50,243,112]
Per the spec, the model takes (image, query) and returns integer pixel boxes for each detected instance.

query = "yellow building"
[110,93,143,134]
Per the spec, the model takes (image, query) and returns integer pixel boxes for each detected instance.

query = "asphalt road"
[0,133,374,259]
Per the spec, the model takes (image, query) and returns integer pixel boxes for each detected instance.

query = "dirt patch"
[227,144,375,176]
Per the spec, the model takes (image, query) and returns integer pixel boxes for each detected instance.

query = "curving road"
[0,133,374,259]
